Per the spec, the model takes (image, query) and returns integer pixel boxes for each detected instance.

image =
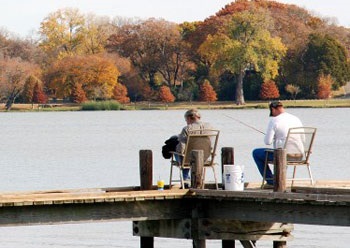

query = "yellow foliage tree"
[45,54,120,100]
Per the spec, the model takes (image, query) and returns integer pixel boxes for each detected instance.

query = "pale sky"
[0,0,349,38]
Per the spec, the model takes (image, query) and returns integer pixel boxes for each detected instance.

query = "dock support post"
[139,150,154,248]
[273,148,287,248]
[273,148,287,192]
[191,150,206,248]
[191,150,204,189]
[221,147,236,248]
[221,147,234,190]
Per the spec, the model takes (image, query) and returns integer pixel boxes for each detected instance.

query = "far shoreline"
[1,99,350,112]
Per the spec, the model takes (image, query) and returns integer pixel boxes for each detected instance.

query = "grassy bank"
[1,99,350,112]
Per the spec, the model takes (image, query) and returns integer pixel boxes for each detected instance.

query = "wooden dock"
[0,149,349,248]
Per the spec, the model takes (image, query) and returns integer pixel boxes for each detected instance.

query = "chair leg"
[307,165,314,185]
[212,166,218,190]
[169,164,174,189]
[179,167,185,189]
[200,167,218,190]
[291,166,297,187]
[262,156,269,189]
[201,167,206,189]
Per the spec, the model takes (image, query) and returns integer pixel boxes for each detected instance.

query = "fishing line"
[223,114,265,135]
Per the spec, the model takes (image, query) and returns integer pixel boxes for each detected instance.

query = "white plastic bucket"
[223,165,244,191]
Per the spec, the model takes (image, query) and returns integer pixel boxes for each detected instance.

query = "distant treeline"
[1,0,350,110]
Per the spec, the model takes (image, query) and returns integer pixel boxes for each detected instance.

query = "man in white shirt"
[252,101,303,185]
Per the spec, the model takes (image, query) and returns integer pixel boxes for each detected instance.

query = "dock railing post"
[273,148,287,248]
[191,150,206,248]
[221,147,236,248]
[139,150,154,248]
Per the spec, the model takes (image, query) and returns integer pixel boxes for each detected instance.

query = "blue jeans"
[174,154,190,181]
[252,148,274,185]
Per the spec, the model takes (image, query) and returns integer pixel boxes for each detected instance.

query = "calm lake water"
[0,109,349,247]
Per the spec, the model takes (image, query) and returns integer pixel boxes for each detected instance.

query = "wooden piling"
[139,150,154,248]
[273,148,287,193]
[191,150,204,189]
[191,150,206,248]
[273,148,287,248]
[221,147,235,186]
[221,147,236,248]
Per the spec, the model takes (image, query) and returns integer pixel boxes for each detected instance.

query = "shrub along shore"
[1,98,350,112]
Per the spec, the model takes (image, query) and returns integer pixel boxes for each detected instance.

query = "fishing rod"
[223,114,265,135]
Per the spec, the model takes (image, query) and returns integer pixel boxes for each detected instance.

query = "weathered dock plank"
[0,185,349,227]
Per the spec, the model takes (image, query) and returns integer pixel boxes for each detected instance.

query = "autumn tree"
[21,75,39,103]
[259,80,280,100]
[45,54,120,100]
[39,8,85,60]
[81,14,116,55]
[107,18,192,89]
[285,84,301,101]
[317,74,333,99]
[112,83,130,103]
[32,82,47,104]
[198,11,286,105]
[199,80,217,102]
[0,58,40,110]
[70,83,87,103]
[158,85,175,103]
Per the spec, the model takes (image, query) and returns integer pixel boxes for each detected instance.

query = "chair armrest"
[264,148,274,154]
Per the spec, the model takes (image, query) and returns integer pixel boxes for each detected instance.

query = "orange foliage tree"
[0,58,40,110]
[32,82,47,104]
[159,86,175,103]
[199,80,217,102]
[45,54,120,100]
[113,83,130,103]
[71,83,87,103]
[317,74,333,99]
[260,80,280,100]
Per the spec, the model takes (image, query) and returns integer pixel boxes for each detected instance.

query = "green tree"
[302,33,350,96]
[198,11,286,105]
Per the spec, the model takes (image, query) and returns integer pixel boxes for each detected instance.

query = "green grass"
[2,98,350,112]
[123,99,350,110]
[81,101,122,111]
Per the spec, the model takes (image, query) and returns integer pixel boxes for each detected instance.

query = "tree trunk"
[5,92,18,111]
[235,70,245,105]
